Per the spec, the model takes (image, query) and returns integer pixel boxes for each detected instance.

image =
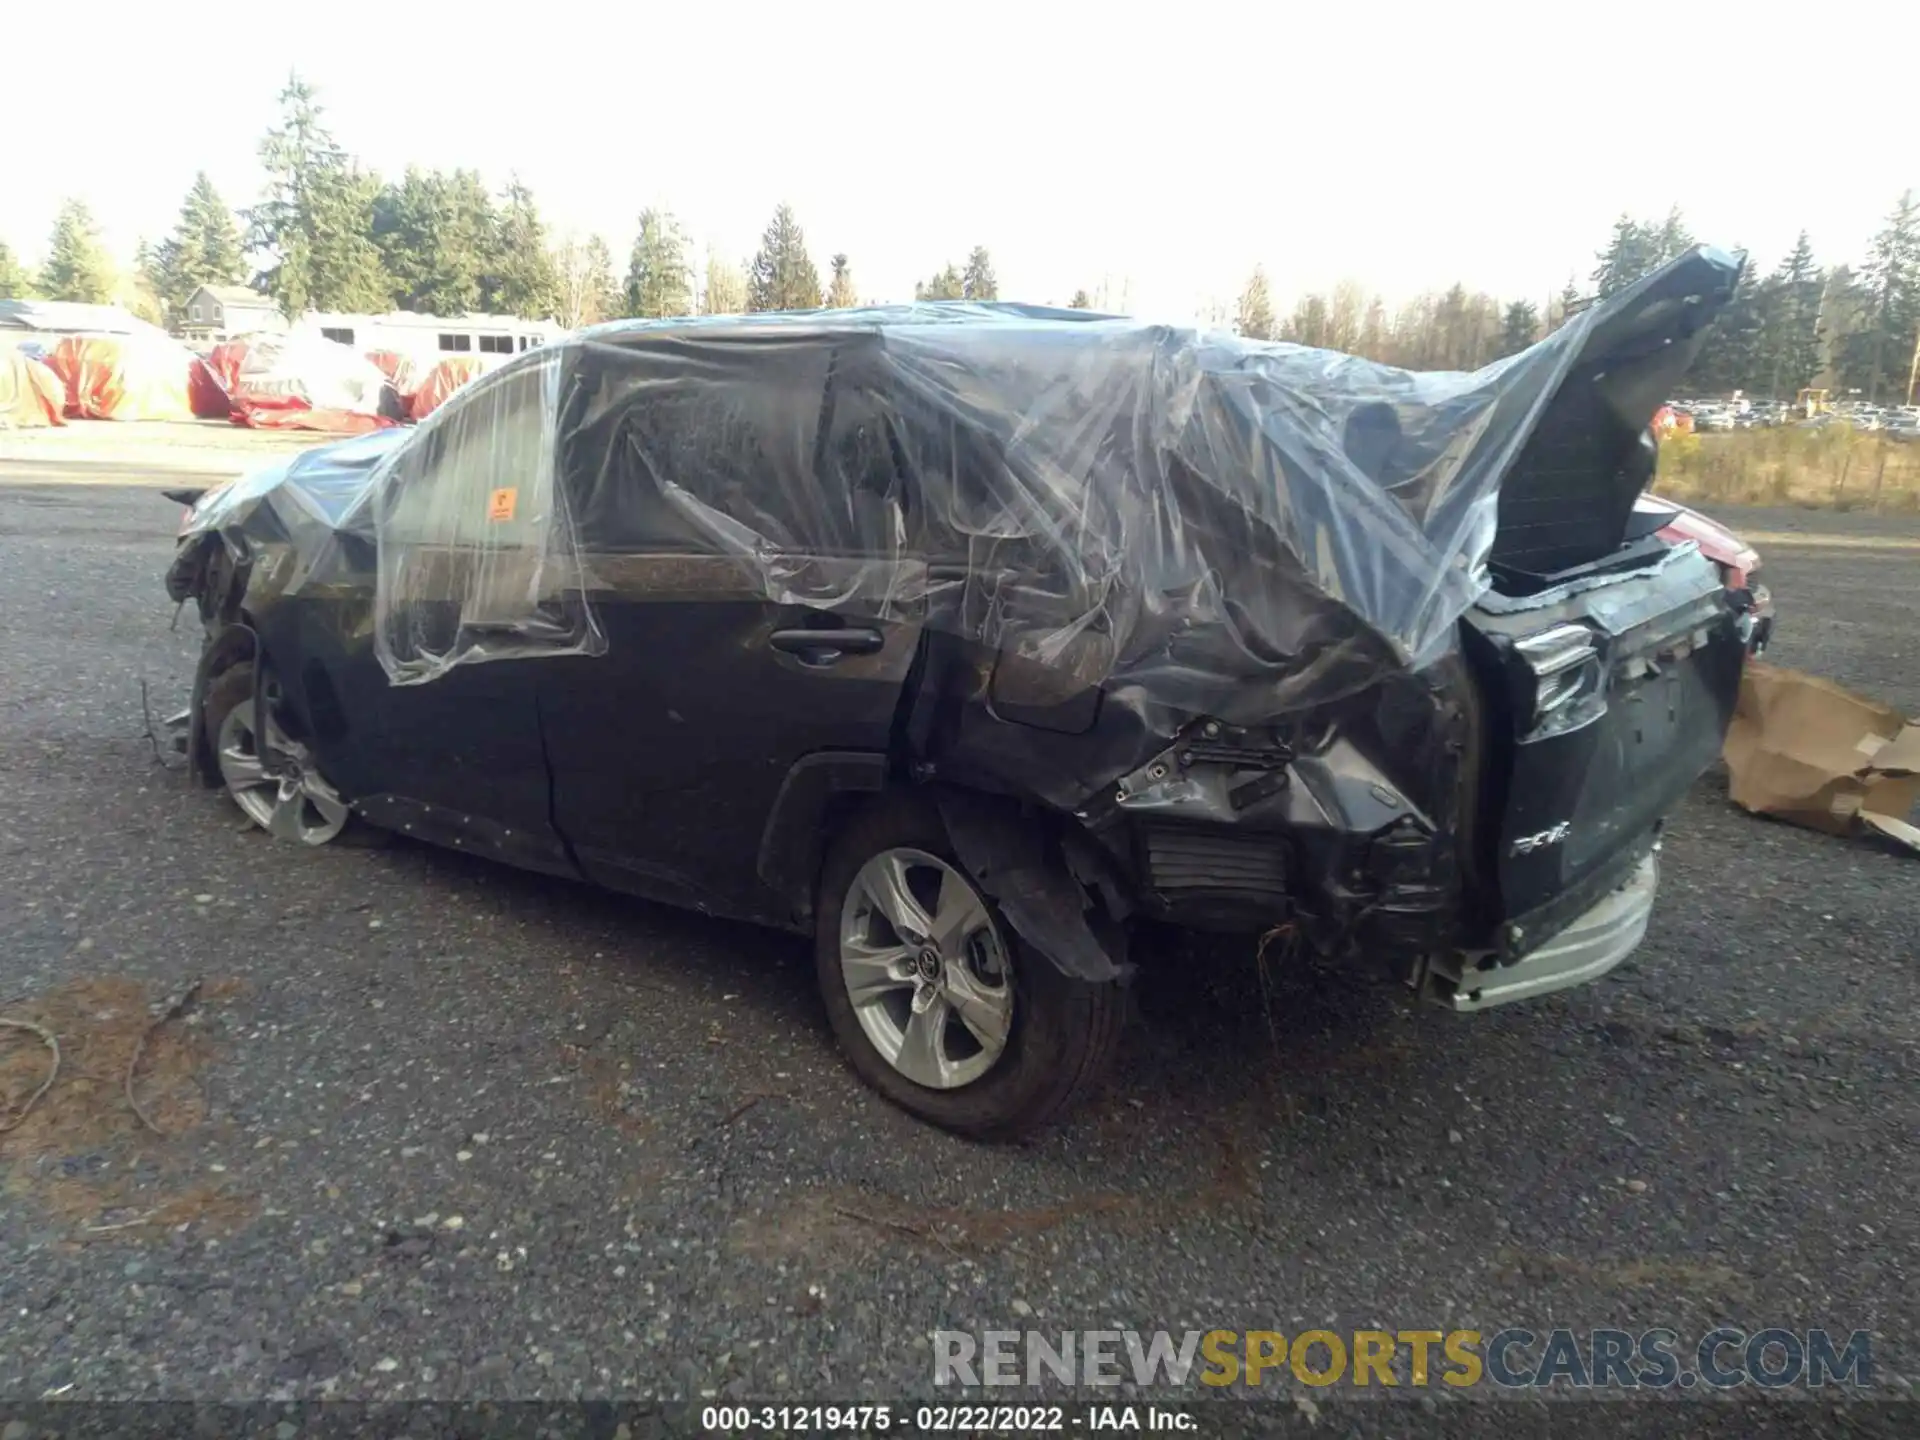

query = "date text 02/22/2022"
[699,1404,1195,1431]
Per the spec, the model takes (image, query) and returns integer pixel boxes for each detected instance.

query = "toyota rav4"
[164,249,1746,1138]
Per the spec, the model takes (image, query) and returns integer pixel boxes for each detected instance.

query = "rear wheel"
[203,664,355,846]
[814,797,1126,1140]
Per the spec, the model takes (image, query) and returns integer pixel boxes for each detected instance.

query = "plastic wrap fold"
[182,248,1740,713]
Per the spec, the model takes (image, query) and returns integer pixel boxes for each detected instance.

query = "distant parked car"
[1635,494,1773,654]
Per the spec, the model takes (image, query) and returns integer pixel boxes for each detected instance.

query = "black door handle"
[769,627,885,664]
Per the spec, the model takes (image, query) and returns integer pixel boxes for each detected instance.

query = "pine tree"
[1551,276,1584,330]
[1591,215,1654,299]
[746,204,821,312]
[123,239,169,326]
[826,253,857,309]
[703,252,748,315]
[1840,190,1920,402]
[250,73,392,316]
[1766,231,1824,396]
[585,238,620,325]
[1235,267,1275,340]
[372,168,497,316]
[1649,206,1695,266]
[962,246,997,302]
[0,239,31,299]
[489,179,557,319]
[370,169,437,308]
[1282,293,1330,348]
[1688,250,1766,394]
[624,209,693,319]
[1067,289,1092,309]
[1818,265,1862,387]
[152,173,247,320]
[1495,299,1539,359]
[915,265,964,301]
[39,199,115,303]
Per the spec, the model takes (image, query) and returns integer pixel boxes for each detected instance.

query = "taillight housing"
[1508,623,1606,740]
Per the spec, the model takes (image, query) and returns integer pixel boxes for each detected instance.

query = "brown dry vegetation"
[0,975,253,1239]
[1655,428,1920,512]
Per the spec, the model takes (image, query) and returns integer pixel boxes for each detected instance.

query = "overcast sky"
[6,0,1914,321]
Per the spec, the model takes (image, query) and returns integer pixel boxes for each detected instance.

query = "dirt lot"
[0,474,1915,1433]
[0,420,334,490]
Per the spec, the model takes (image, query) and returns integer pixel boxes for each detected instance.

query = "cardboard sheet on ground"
[1724,662,1920,856]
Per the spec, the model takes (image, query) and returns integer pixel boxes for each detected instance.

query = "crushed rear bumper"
[1418,851,1657,1011]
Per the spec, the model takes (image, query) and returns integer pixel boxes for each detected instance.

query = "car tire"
[203,663,373,847]
[814,795,1126,1140]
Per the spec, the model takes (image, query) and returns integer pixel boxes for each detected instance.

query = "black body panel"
[532,556,921,925]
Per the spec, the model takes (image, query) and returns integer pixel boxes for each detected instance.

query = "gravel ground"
[0,480,1914,1435]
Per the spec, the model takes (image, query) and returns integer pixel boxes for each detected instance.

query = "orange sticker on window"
[487,487,517,522]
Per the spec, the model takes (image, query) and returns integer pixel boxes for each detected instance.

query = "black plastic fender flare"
[933,788,1129,985]
[756,752,890,927]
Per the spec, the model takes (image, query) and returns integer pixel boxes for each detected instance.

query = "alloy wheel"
[837,847,1014,1090]
[216,695,352,846]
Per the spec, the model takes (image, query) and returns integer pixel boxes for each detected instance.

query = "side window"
[379,361,557,618]
[320,326,355,346]
[384,365,549,548]
[822,386,909,558]
[478,334,514,354]
[437,333,473,353]
[373,349,599,682]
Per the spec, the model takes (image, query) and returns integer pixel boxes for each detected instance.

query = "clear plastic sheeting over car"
[181,248,1742,710]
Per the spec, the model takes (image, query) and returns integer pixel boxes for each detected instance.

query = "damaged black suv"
[165,250,1745,1138]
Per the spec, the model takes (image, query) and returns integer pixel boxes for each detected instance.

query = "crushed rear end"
[975,250,1748,1006]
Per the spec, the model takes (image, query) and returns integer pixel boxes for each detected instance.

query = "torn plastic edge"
[1474,539,1701,614]
[934,789,1129,985]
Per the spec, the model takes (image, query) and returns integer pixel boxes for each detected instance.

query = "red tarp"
[225,395,393,434]
[44,333,229,421]
[408,355,494,420]
[210,333,397,434]
[0,350,67,428]
[365,348,418,395]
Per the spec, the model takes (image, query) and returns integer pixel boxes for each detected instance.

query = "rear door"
[535,337,923,922]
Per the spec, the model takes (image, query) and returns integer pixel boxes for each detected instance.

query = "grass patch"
[1655,427,1920,511]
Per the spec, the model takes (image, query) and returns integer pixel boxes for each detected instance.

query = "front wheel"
[203,663,356,846]
[814,797,1126,1140]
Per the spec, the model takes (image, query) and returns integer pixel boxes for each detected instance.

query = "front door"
[291,357,580,875]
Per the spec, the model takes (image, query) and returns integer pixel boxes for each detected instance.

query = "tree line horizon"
[3,76,1915,402]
